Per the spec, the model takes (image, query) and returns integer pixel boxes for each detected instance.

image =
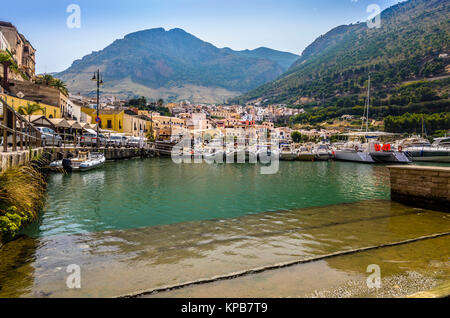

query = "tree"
[52,79,68,96]
[36,74,55,86]
[18,103,45,122]
[157,98,164,108]
[35,74,69,96]
[126,96,147,109]
[291,131,302,143]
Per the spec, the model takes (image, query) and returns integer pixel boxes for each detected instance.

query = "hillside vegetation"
[233,0,449,127]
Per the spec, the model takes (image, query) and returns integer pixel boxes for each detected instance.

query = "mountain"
[221,47,300,70]
[233,0,450,118]
[55,28,299,103]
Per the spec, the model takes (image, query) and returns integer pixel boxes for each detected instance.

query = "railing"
[0,96,41,152]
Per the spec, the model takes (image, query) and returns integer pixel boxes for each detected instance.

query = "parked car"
[127,136,146,148]
[79,133,107,147]
[0,127,34,147]
[36,127,62,147]
[108,135,128,148]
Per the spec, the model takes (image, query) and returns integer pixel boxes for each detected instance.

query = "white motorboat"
[280,146,297,161]
[297,146,315,161]
[403,137,450,163]
[334,142,375,163]
[313,144,333,161]
[63,151,105,172]
[49,160,63,170]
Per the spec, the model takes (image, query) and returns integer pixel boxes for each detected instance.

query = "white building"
[68,99,91,123]
[0,31,10,51]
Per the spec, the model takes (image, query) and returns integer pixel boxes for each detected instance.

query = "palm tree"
[36,74,55,86]
[52,79,68,95]
[35,75,68,96]
[18,103,45,123]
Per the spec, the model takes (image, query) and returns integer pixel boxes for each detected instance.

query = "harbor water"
[0,158,449,297]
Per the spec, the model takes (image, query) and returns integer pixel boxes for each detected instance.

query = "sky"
[1,0,402,74]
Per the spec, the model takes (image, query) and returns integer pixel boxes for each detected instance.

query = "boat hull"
[334,150,375,163]
[370,151,411,164]
[314,153,333,161]
[406,150,450,163]
[280,153,297,161]
[63,156,106,172]
[297,154,315,161]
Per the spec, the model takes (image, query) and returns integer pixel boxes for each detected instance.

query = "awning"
[48,118,71,129]
[66,120,83,130]
[27,115,56,129]
[80,122,98,131]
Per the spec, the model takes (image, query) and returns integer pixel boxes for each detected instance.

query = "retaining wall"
[0,148,44,172]
[389,165,450,212]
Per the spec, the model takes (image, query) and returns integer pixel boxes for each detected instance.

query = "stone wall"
[389,165,450,212]
[0,148,43,172]
[44,147,152,162]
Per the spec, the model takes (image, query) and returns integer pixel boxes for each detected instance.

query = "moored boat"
[399,136,450,163]
[368,143,411,164]
[280,146,297,161]
[313,144,333,161]
[297,146,315,161]
[62,151,105,172]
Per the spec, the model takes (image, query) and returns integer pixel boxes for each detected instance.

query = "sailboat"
[334,75,410,164]
[334,76,376,163]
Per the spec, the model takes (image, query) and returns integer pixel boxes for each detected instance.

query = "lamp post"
[91,70,103,148]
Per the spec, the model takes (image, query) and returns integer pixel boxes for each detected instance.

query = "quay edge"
[388,165,450,212]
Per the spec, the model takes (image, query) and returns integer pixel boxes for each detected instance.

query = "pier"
[389,165,450,212]
[43,146,155,162]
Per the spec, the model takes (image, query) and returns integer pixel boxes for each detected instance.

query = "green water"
[25,158,391,237]
[2,158,447,298]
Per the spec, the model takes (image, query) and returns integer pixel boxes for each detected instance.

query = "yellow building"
[0,93,61,118]
[82,108,151,137]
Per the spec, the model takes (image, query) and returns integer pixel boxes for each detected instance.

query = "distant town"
[0,21,351,147]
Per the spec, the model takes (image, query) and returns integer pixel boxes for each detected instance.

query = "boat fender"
[398,146,403,152]
[354,145,359,152]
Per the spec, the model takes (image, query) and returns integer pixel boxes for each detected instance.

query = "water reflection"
[23,159,391,238]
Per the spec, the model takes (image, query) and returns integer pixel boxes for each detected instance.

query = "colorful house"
[0,93,61,118]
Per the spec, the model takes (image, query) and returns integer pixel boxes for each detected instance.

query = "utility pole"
[91,70,103,148]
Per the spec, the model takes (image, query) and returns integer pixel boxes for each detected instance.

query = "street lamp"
[91,69,104,148]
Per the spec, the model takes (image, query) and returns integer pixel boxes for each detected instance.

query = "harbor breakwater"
[389,165,450,212]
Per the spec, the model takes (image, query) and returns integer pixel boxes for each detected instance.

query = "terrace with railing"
[0,95,41,152]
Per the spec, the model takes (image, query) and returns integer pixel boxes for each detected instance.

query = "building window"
[107,120,112,129]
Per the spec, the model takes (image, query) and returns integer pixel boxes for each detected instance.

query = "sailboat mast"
[422,114,424,138]
[366,75,370,133]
